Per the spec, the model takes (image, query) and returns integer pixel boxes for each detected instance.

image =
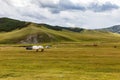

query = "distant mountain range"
[99,25,120,33]
[0,17,120,44]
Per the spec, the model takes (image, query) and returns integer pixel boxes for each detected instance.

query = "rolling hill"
[0,17,120,44]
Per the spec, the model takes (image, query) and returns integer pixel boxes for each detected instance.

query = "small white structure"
[26,45,44,52]
[32,46,44,50]
[45,46,50,49]
[32,46,44,52]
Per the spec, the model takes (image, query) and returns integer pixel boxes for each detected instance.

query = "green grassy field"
[0,42,120,80]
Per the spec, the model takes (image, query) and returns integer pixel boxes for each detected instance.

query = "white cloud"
[98,0,120,5]
[8,0,32,7]
[0,0,120,29]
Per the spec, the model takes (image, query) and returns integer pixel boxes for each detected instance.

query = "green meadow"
[1,18,120,80]
[0,42,120,80]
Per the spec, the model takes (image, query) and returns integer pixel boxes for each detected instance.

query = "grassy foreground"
[0,42,120,80]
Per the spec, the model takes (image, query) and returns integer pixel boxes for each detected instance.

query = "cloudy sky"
[0,0,120,29]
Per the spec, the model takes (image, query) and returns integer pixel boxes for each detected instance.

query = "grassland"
[1,18,120,80]
[0,42,120,80]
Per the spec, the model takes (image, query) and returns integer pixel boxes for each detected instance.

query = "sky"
[0,0,120,29]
